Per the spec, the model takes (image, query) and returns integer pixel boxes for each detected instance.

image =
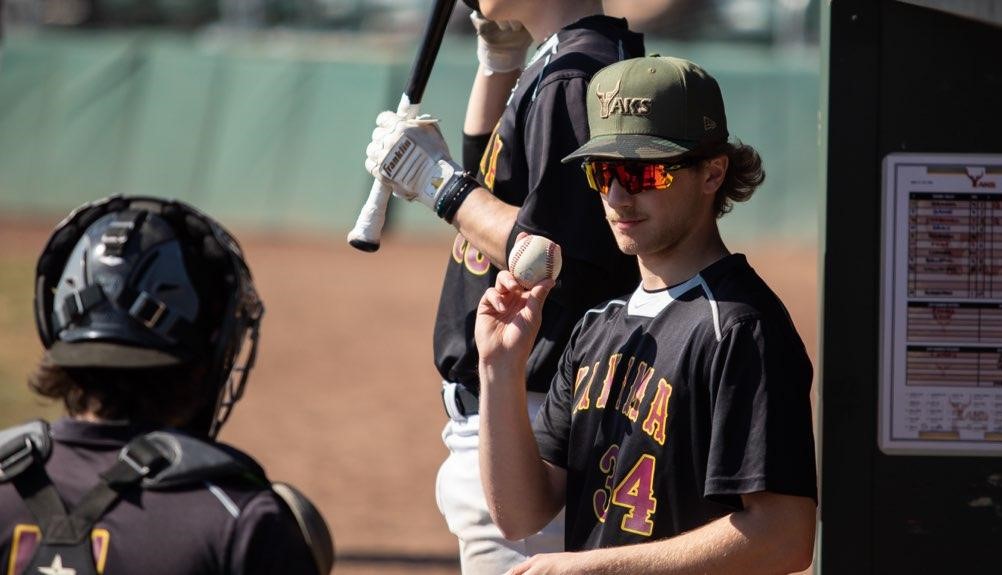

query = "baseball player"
[0,196,333,575]
[363,0,643,571]
[364,0,645,572]
[475,56,818,573]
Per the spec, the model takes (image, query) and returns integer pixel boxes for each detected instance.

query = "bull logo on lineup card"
[596,80,652,119]
[965,166,996,188]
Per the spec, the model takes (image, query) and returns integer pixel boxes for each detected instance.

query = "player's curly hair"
[29,357,212,428]
[697,140,766,218]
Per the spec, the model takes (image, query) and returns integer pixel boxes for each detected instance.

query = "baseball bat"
[347,0,458,252]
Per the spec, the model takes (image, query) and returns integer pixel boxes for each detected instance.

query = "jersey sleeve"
[532,323,583,468]
[229,491,320,575]
[512,76,637,312]
[463,132,492,173]
[704,318,817,505]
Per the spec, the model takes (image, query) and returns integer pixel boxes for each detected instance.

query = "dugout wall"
[822,1,1002,572]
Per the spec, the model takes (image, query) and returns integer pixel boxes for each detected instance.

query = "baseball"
[508,235,562,289]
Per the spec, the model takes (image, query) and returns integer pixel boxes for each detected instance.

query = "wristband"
[462,132,492,173]
[435,172,480,223]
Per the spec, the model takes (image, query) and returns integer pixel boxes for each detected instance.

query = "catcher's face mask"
[35,195,264,438]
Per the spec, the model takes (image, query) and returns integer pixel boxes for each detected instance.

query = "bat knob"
[349,238,381,252]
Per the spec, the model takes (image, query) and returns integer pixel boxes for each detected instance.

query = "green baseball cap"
[563,56,728,162]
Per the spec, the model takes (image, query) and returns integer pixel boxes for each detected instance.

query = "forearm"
[561,494,816,575]
[478,360,563,539]
[464,64,521,135]
[452,187,518,268]
[451,62,522,264]
[453,67,522,266]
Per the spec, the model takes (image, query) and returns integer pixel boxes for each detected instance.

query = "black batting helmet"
[461,0,479,13]
[34,195,264,438]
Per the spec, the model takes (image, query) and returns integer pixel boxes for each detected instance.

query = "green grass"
[0,254,61,426]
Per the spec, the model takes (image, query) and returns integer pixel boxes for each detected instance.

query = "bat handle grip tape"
[347,95,419,252]
[347,178,391,252]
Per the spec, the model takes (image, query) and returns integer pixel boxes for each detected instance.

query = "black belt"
[442,383,479,418]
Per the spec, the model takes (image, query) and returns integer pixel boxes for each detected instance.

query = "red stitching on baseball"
[545,242,555,277]
[511,236,531,271]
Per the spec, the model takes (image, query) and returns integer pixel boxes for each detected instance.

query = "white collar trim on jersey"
[528,34,560,67]
[585,298,628,317]
[627,274,724,341]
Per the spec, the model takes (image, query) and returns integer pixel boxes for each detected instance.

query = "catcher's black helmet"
[34,195,264,438]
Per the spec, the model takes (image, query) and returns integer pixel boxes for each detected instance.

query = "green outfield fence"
[0,29,820,240]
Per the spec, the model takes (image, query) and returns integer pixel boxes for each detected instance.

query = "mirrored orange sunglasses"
[582,159,700,196]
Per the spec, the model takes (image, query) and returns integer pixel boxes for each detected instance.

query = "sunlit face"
[600,160,721,258]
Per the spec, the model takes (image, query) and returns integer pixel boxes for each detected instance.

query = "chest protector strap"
[1,423,168,575]
[2,423,333,574]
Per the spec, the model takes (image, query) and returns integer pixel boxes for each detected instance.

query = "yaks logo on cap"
[564,56,729,162]
[595,80,653,119]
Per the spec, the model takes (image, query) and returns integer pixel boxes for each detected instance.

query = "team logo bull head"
[595,80,652,119]
[966,166,986,187]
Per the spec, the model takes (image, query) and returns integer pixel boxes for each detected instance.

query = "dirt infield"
[0,220,818,574]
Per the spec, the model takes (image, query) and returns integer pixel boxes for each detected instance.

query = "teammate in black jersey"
[0,196,332,575]
[364,1,642,571]
[475,56,818,573]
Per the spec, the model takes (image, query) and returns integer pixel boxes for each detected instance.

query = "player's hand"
[470,10,533,75]
[505,551,592,575]
[364,110,463,211]
[475,270,554,370]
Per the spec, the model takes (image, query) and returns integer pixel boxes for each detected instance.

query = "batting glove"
[470,10,532,75]
[365,111,476,222]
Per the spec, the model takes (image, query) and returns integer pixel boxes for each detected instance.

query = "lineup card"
[880,153,1002,455]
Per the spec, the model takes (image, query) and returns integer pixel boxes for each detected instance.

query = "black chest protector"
[0,420,334,575]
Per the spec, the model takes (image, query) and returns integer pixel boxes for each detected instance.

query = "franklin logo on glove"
[382,137,414,180]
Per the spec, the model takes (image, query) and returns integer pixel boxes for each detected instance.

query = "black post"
[822,2,1002,573]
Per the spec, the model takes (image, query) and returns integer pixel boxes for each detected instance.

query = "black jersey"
[433,16,644,393]
[0,419,318,575]
[533,254,817,551]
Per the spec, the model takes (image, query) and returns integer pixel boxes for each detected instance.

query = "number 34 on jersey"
[593,444,658,536]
